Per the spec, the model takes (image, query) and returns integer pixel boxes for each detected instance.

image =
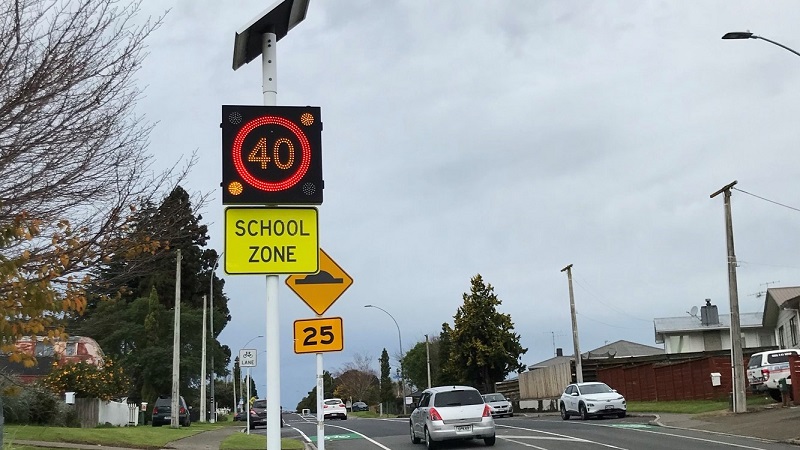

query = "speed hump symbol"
[286,249,353,315]
[293,317,343,354]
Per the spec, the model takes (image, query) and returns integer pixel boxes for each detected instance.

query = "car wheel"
[618,411,626,419]
[425,427,438,449]
[410,422,421,444]
[343,415,348,420]
[508,412,513,417]
[484,435,496,446]
[579,403,589,420]
[769,389,782,402]
[560,403,570,420]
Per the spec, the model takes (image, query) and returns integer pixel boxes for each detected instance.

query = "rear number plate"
[455,425,472,432]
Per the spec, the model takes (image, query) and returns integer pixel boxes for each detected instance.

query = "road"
[262,412,799,450]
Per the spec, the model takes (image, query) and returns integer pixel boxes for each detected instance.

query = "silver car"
[482,393,513,418]
[559,382,626,420]
[410,385,495,448]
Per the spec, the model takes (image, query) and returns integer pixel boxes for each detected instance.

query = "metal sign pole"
[261,29,282,450]
[316,351,325,450]
[246,367,251,435]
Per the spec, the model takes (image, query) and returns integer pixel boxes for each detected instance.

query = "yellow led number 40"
[293,317,343,354]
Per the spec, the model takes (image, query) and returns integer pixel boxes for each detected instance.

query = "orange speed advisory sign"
[285,249,353,315]
[293,317,343,354]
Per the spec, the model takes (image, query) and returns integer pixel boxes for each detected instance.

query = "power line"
[572,276,651,322]
[733,187,800,213]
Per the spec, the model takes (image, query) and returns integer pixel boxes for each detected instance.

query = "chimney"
[556,348,563,357]
[701,298,720,326]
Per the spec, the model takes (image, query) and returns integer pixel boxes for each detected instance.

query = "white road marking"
[497,423,630,449]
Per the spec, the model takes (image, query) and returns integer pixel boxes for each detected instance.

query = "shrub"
[42,358,130,401]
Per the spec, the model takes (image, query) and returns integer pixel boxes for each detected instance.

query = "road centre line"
[497,424,629,450]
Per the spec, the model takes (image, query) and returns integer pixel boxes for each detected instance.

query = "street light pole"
[722,32,800,58]
[364,305,406,414]
[209,251,223,423]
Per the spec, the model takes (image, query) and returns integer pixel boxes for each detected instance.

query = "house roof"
[527,340,663,370]
[584,340,663,358]
[763,287,800,327]
[654,312,763,340]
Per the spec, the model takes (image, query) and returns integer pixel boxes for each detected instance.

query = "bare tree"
[0,0,202,362]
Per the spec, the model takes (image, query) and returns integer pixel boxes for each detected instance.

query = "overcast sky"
[134,1,800,409]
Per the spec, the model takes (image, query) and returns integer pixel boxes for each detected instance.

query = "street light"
[364,304,406,414]
[722,31,800,58]
[209,251,223,423]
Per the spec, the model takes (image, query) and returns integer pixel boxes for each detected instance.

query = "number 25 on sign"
[293,317,343,354]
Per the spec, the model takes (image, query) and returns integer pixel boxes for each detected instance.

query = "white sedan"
[559,382,626,420]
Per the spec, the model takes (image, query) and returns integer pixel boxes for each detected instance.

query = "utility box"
[710,372,722,387]
[65,392,76,404]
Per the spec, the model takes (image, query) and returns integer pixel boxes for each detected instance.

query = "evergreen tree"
[295,371,336,412]
[70,186,232,405]
[448,274,527,393]
[379,348,394,411]
[437,323,460,386]
[401,337,441,390]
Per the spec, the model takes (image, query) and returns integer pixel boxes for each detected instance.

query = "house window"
[778,326,786,348]
[790,317,798,346]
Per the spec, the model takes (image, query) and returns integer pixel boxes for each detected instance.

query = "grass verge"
[3,422,229,448]
[220,434,304,449]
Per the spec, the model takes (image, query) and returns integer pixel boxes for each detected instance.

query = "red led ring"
[232,116,312,191]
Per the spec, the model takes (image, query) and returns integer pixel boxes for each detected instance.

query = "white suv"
[747,349,799,401]
[322,398,347,420]
[410,385,495,448]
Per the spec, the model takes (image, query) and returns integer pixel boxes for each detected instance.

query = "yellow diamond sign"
[286,249,353,315]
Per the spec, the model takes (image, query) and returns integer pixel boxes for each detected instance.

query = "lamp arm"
[753,35,800,58]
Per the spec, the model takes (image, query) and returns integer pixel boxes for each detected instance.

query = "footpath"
[648,404,800,444]
[8,406,800,449]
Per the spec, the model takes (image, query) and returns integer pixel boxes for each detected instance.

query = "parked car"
[352,401,369,412]
[247,399,285,428]
[559,382,626,420]
[747,349,800,402]
[482,393,513,418]
[410,385,496,448]
[323,398,347,420]
[151,395,191,427]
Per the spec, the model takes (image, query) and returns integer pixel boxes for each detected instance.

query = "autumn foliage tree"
[333,353,379,404]
[0,0,197,364]
[42,358,130,401]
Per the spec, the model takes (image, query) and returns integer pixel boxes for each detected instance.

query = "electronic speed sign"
[221,105,323,205]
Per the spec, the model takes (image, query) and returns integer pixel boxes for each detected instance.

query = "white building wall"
[665,334,705,353]
[776,308,800,350]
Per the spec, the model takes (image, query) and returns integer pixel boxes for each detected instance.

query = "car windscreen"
[433,389,484,407]
[483,394,505,402]
[253,400,266,408]
[324,399,341,405]
[578,384,613,395]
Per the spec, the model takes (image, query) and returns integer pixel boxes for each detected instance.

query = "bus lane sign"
[224,207,319,274]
